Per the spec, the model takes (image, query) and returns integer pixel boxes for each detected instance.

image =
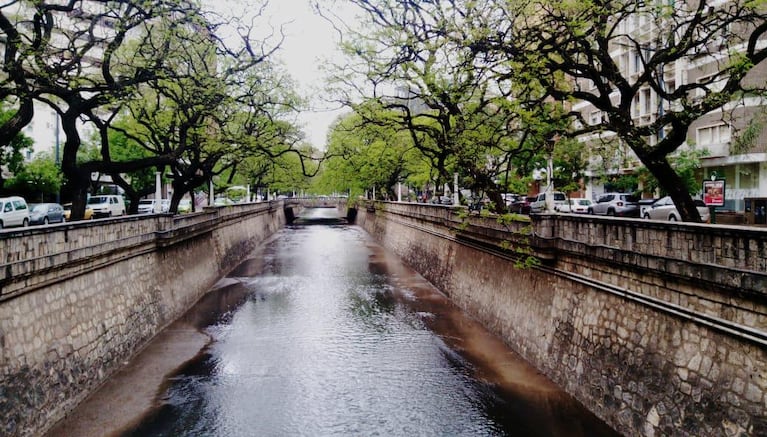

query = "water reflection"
[126,226,617,437]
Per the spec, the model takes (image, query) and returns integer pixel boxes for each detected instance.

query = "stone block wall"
[357,202,767,436]
[0,202,286,436]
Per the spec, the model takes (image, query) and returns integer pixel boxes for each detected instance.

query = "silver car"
[588,192,640,217]
[643,196,710,222]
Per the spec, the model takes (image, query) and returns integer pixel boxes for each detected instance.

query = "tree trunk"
[60,113,91,221]
[639,154,702,222]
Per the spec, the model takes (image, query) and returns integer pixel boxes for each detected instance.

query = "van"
[0,196,30,228]
[137,199,169,214]
[87,195,126,218]
[529,191,567,213]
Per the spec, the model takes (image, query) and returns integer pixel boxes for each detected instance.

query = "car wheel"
[643,213,650,220]
[669,215,677,221]
[607,209,615,216]
[108,211,112,217]
[587,208,594,215]
[0,221,4,229]
[43,217,49,225]
[23,218,28,227]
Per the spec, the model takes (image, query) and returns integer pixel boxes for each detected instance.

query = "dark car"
[29,203,65,225]
[509,196,536,214]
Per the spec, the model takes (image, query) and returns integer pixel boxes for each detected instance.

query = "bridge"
[0,198,765,436]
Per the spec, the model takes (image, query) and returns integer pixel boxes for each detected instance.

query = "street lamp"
[544,134,560,212]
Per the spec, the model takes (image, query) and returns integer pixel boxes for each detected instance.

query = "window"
[696,73,728,98]
[642,89,652,115]
[696,124,731,146]
[738,163,759,189]
[598,195,614,203]
[589,111,602,125]
[633,51,642,74]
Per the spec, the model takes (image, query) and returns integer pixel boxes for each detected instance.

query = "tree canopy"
[1,0,314,217]
[325,0,767,221]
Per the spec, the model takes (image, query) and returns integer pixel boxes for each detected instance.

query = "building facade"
[572,1,767,214]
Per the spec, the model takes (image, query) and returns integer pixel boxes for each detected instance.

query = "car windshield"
[87,196,107,205]
[553,193,566,201]
[31,204,47,212]
[138,200,154,205]
[576,199,591,205]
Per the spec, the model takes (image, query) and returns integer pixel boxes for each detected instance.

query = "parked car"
[213,197,234,207]
[509,196,536,214]
[643,196,710,222]
[87,195,126,218]
[29,203,65,225]
[0,196,30,228]
[178,199,192,214]
[63,203,94,221]
[588,192,640,217]
[557,198,593,214]
[530,191,567,213]
[137,199,170,214]
[502,193,520,207]
[429,195,452,205]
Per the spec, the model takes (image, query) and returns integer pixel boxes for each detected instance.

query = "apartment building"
[573,1,767,213]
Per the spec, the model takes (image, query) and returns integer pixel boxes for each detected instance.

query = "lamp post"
[545,135,560,212]
[453,172,459,206]
[154,171,162,213]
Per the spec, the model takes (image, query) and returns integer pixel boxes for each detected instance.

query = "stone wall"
[0,202,287,437]
[357,202,767,437]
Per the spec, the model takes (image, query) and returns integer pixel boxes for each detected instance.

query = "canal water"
[125,216,617,436]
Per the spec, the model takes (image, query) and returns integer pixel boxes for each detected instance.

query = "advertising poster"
[703,180,725,207]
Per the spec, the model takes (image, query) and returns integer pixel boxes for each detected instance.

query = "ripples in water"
[126,226,617,437]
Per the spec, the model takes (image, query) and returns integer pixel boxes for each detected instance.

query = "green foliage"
[637,148,709,196]
[5,153,63,201]
[313,107,427,197]
[0,105,34,183]
[731,110,766,155]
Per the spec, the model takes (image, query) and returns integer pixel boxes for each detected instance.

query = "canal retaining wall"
[0,202,287,437]
[356,202,766,437]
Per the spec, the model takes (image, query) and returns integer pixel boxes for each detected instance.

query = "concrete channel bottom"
[44,278,247,437]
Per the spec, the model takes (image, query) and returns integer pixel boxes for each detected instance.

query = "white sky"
[203,0,359,149]
[259,0,356,149]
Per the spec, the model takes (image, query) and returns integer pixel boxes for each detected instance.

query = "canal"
[122,214,617,436]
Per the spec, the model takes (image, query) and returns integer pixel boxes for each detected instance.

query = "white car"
[0,196,30,228]
[530,191,567,213]
[643,196,710,222]
[137,199,170,214]
[87,195,126,218]
[557,198,593,213]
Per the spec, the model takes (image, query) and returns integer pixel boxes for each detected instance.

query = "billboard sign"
[703,180,725,207]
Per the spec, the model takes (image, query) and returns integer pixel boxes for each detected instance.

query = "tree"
[1,1,218,219]
[5,153,63,202]
[330,0,551,212]
[0,104,33,191]
[469,0,767,221]
[317,108,428,199]
[637,148,709,197]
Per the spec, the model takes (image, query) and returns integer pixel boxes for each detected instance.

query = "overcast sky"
[203,0,357,148]
[261,0,354,149]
